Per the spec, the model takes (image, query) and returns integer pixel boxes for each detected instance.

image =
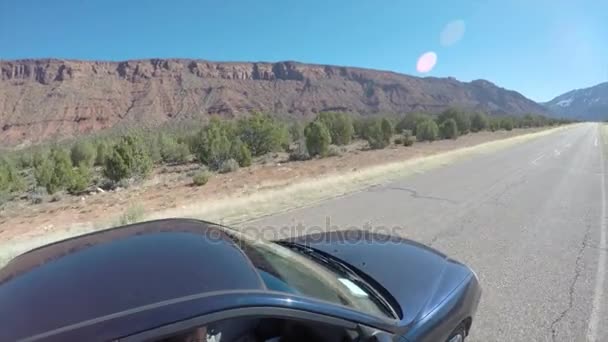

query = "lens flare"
[416,52,437,73]
[440,20,466,47]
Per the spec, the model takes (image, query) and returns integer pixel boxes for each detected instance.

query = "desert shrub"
[289,140,311,161]
[237,113,288,156]
[520,114,541,128]
[35,148,74,195]
[360,118,391,149]
[501,118,514,131]
[95,140,110,166]
[488,118,501,132]
[381,118,393,143]
[158,134,190,164]
[192,118,233,170]
[17,152,34,169]
[68,163,92,194]
[219,158,239,174]
[34,156,53,191]
[439,118,459,139]
[327,145,342,157]
[103,135,152,183]
[289,121,305,142]
[353,118,367,138]
[470,112,489,132]
[50,148,74,194]
[394,137,404,145]
[304,120,331,157]
[0,158,25,194]
[395,113,432,135]
[118,204,145,226]
[416,119,439,142]
[402,130,414,146]
[70,141,96,167]
[146,137,163,164]
[192,170,211,186]
[438,108,471,135]
[230,138,252,167]
[317,112,354,145]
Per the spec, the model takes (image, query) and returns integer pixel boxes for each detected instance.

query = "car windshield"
[226,231,396,319]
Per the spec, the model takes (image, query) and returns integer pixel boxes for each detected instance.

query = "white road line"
[587,129,607,342]
[531,154,545,165]
[554,149,561,157]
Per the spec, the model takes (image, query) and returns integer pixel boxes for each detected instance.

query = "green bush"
[439,119,459,139]
[361,118,391,149]
[34,148,74,195]
[289,121,305,142]
[304,121,331,157]
[68,163,92,194]
[219,158,239,174]
[438,108,471,135]
[394,137,404,145]
[0,158,25,194]
[317,112,354,145]
[289,140,311,161]
[158,134,190,164]
[416,119,439,142]
[230,138,252,167]
[49,148,75,194]
[238,113,289,156]
[470,113,489,132]
[488,118,501,132]
[402,130,414,146]
[396,113,432,135]
[103,135,152,183]
[192,170,211,186]
[192,118,233,170]
[95,140,110,166]
[353,118,367,138]
[501,118,514,131]
[70,141,96,167]
[17,152,34,169]
[381,118,393,144]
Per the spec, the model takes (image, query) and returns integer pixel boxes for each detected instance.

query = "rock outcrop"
[0,58,548,145]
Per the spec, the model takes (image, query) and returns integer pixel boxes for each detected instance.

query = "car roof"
[0,219,266,341]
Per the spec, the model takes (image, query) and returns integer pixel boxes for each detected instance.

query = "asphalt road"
[246,123,608,342]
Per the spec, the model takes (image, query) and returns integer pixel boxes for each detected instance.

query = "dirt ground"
[0,128,546,245]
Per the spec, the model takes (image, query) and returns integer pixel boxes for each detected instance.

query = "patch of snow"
[556,98,573,107]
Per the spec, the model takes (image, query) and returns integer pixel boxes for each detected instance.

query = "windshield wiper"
[276,241,399,318]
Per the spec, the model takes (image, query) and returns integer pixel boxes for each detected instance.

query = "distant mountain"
[544,82,608,121]
[0,58,548,145]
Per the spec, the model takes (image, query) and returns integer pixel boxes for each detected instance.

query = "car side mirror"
[357,325,395,342]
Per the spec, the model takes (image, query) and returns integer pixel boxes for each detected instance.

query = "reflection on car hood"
[0,219,265,341]
[282,230,472,325]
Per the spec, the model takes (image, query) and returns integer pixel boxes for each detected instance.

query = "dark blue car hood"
[283,230,472,326]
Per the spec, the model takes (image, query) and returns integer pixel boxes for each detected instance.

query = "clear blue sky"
[0,0,606,102]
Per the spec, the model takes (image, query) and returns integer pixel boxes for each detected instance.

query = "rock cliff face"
[0,58,547,145]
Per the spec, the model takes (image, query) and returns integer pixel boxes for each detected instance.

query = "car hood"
[282,230,472,326]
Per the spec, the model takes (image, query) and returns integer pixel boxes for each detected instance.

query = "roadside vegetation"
[0,110,571,207]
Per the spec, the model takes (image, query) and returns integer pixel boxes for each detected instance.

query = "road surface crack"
[549,217,593,342]
[379,186,458,204]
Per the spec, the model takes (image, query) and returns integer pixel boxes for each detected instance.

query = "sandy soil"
[0,128,551,247]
